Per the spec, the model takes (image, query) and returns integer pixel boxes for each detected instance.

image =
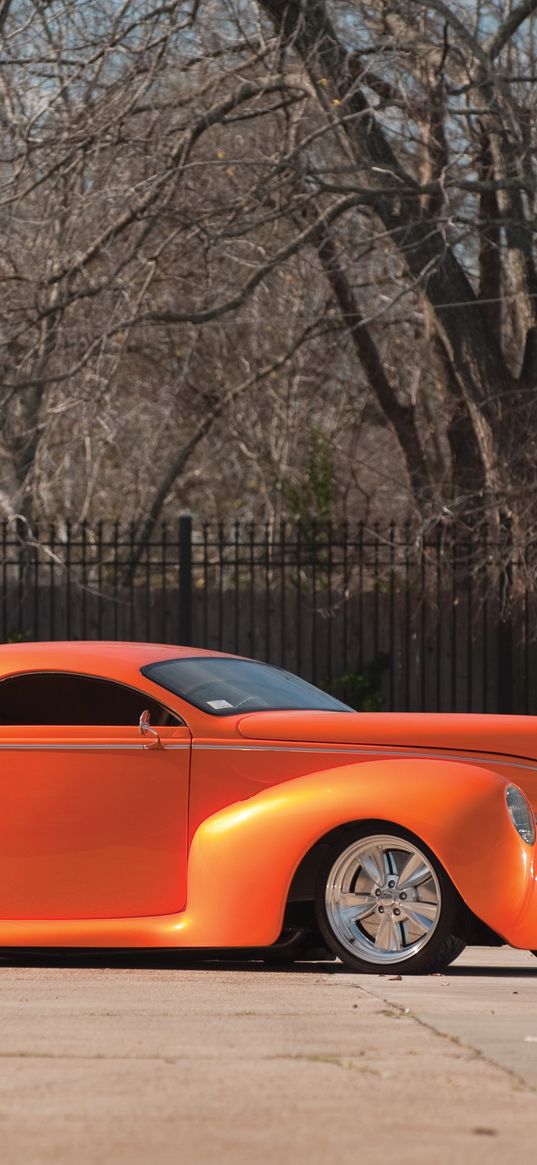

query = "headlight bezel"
[505,784,536,846]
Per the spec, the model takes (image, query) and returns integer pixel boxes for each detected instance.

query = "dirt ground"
[1,945,536,1164]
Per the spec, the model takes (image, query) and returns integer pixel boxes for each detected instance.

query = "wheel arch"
[286,817,461,909]
[286,817,502,948]
[287,817,397,904]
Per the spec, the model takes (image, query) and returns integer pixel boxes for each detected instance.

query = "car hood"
[236,709,537,759]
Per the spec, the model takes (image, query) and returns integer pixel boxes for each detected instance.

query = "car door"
[0,671,191,920]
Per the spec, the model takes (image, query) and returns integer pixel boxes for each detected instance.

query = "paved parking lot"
[1,946,536,1164]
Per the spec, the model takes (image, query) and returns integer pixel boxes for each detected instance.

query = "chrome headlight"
[506,785,536,846]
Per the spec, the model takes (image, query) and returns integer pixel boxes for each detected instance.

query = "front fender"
[179,759,536,948]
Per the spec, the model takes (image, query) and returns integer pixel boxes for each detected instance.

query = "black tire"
[315,825,462,975]
[439,935,466,967]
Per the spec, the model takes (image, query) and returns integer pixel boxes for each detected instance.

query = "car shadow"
[0,948,344,973]
[0,950,535,975]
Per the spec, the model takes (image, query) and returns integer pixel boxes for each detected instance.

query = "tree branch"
[0,0,13,34]
[125,319,326,574]
[485,0,537,61]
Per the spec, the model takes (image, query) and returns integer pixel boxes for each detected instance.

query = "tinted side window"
[0,673,182,727]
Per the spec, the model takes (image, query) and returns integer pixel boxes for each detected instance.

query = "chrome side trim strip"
[0,743,190,751]
[192,743,537,774]
[1,739,535,772]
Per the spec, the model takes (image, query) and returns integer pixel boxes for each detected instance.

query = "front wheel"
[315,827,464,975]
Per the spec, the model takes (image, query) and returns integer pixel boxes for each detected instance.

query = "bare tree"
[1,0,536,549]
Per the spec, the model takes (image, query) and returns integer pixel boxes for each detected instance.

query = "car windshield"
[142,657,353,716]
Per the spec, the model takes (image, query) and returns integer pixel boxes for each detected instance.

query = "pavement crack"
[270,1053,378,1074]
[353,982,536,1094]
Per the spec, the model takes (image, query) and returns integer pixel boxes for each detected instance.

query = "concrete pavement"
[0,946,536,1164]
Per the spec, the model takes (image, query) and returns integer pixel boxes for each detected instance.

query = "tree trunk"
[314,222,434,510]
[258,0,517,512]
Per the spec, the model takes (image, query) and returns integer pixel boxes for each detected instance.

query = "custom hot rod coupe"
[0,640,536,974]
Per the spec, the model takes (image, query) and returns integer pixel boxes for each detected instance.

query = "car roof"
[0,641,233,683]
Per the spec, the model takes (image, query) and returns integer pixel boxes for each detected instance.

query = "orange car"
[0,640,536,974]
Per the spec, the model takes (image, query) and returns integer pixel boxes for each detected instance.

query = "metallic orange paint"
[0,724,191,919]
[0,641,536,951]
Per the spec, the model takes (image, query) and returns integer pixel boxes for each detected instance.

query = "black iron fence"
[0,517,534,713]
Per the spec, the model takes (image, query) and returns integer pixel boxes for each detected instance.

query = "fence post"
[497,518,514,714]
[178,515,193,646]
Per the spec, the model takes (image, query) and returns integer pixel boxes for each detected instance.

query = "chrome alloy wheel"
[325,834,442,965]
